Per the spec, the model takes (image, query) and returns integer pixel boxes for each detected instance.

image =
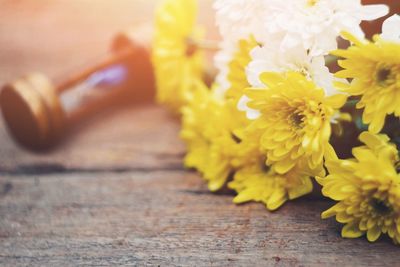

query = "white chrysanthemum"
[214,0,388,55]
[213,0,268,98]
[260,0,388,55]
[380,14,400,43]
[214,0,269,42]
[246,45,338,94]
[213,41,236,100]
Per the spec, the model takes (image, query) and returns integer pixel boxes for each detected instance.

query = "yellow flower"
[183,36,257,192]
[180,83,214,175]
[333,32,400,133]
[318,132,400,244]
[225,36,259,104]
[229,160,313,211]
[152,0,204,112]
[180,82,250,191]
[245,72,347,175]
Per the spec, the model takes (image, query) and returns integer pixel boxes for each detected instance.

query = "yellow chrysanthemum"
[229,160,313,211]
[152,0,204,112]
[245,72,347,175]
[333,32,400,133]
[225,36,259,103]
[318,132,400,244]
[180,83,215,175]
[181,82,250,191]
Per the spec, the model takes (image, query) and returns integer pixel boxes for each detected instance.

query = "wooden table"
[0,1,399,266]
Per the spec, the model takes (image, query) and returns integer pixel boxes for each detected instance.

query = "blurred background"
[0,0,397,98]
[0,0,215,86]
[0,0,218,152]
[0,0,398,97]
[0,0,398,152]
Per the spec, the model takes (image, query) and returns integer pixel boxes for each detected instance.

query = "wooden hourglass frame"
[0,28,155,151]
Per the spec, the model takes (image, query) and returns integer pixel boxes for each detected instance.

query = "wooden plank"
[0,172,399,266]
[0,105,185,172]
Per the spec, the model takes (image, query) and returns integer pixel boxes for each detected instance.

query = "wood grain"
[0,0,399,266]
[1,172,400,267]
[1,102,400,266]
[0,105,185,173]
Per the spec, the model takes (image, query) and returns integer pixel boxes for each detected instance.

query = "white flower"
[212,41,236,100]
[213,0,269,42]
[260,0,388,55]
[248,44,339,94]
[214,0,388,55]
[381,14,400,43]
[237,95,260,119]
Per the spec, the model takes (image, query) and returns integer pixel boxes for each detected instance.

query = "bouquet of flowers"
[152,0,400,245]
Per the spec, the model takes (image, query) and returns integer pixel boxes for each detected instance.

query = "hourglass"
[0,27,154,151]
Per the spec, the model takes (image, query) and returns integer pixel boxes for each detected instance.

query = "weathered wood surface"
[1,1,400,266]
[2,172,400,267]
